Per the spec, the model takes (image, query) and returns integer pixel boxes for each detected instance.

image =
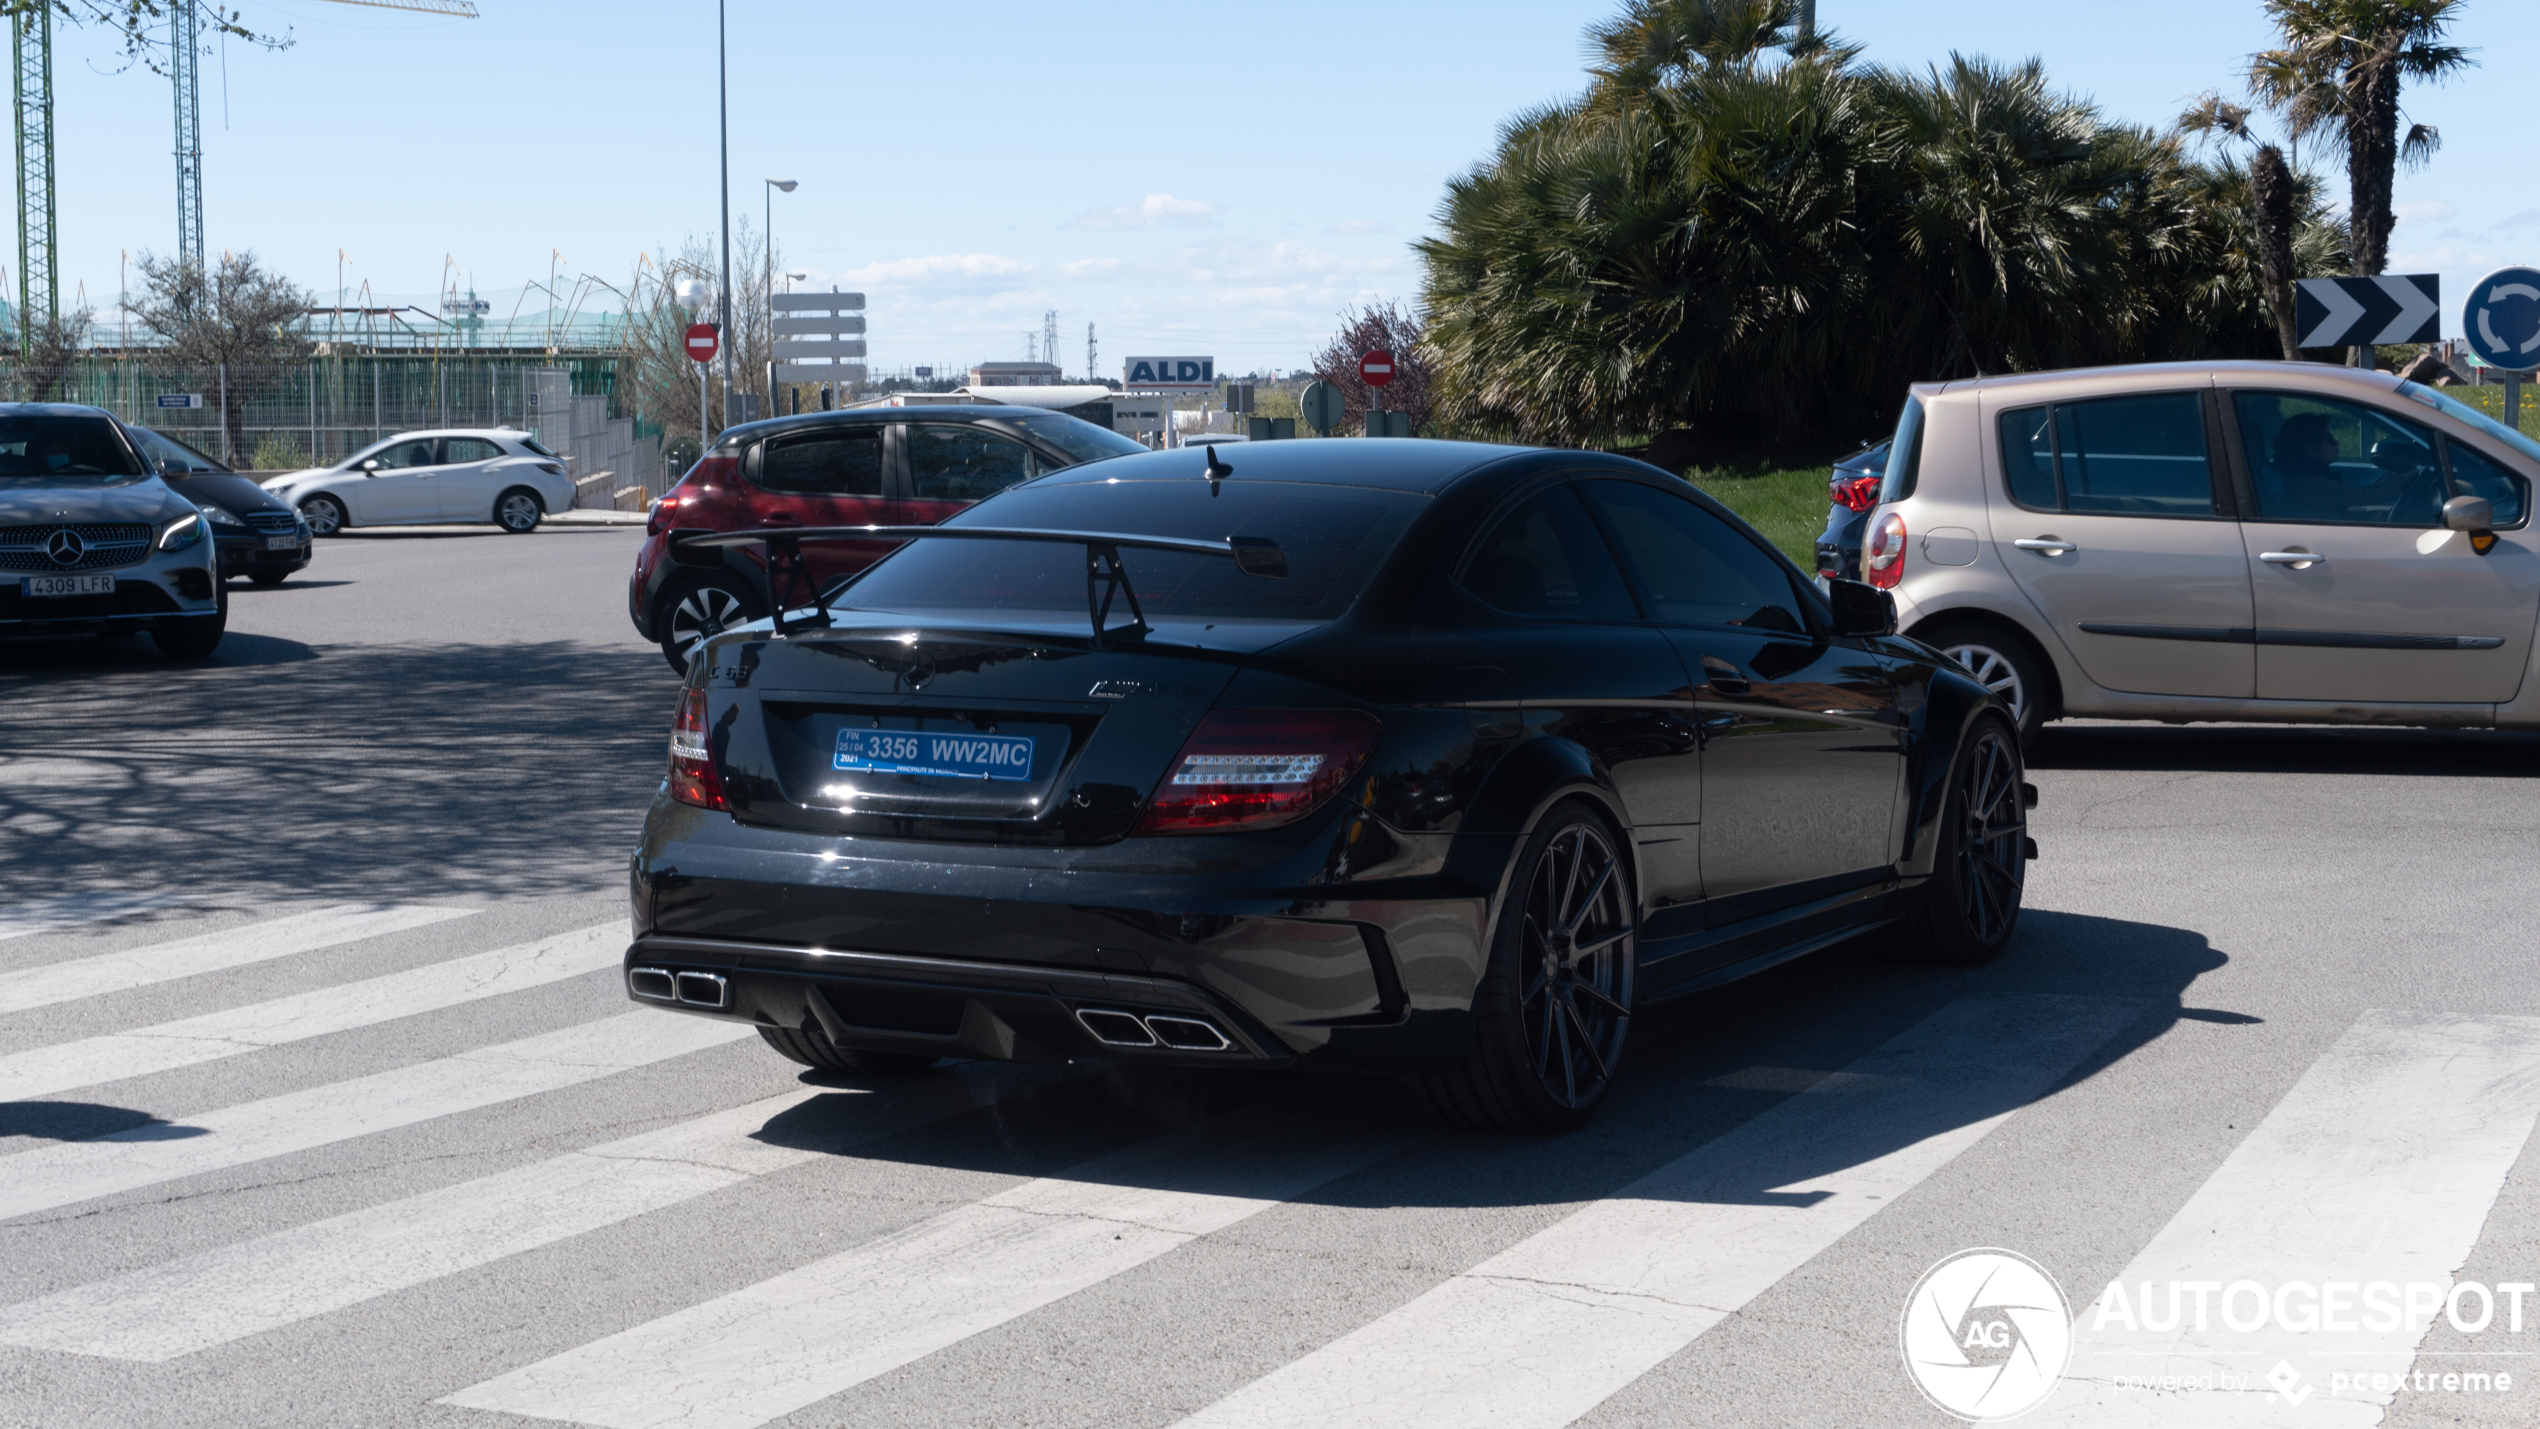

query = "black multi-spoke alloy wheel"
[659,574,766,674]
[1414,799,1636,1133]
[757,1023,939,1076]
[1899,717,2028,966]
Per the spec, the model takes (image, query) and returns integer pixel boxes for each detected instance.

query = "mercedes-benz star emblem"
[45,529,87,566]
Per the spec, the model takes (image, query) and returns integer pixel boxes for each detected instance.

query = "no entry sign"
[1360,349,1395,387]
[685,322,720,364]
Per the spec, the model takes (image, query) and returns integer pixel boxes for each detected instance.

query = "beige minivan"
[1863,360,2540,738]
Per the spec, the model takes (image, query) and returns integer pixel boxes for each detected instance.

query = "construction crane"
[13,1,53,348]
[166,0,480,273]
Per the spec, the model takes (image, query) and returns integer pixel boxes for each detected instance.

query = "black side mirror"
[1828,578,1897,638]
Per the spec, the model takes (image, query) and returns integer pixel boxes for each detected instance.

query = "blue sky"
[43,0,2538,375]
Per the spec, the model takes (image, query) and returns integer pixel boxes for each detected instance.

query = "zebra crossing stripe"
[0,1071,1029,1361]
[0,903,479,1015]
[2031,1010,2540,1427]
[0,890,187,944]
[0,923,623,1102]
[1171,994,2140,1429]
[0,1011,752,1223]
[440,1108,1427,1429]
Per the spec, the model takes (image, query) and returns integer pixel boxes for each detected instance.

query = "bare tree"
[15,306,91,402]
[131,250,313,457]
[1309,301,1434,435]
[615,221,780,466]
[0,1,284,63]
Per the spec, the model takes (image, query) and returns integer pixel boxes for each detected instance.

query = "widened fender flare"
[1899,665,2008,878]
[1444,734,1639,974]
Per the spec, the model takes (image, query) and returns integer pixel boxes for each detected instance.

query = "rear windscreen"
[832,479,1426,622]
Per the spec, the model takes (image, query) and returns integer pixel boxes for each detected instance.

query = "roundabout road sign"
[2463,267,2540,372]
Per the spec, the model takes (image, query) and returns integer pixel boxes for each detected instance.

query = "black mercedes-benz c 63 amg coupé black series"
[627,439,2031,1131]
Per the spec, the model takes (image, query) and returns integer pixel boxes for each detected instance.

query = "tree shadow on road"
[1,639,674,902]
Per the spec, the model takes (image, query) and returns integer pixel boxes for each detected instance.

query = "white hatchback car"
[1863,360,2539,739]
[262,429,576,535]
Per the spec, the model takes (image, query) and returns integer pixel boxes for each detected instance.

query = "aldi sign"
[1123,355,1215,391]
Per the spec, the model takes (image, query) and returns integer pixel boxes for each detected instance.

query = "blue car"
[1812,440,1890,584]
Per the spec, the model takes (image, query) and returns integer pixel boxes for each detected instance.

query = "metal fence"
[7,355,664,508]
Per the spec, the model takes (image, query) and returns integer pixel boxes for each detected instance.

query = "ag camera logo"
[1902,1248,2073,1421]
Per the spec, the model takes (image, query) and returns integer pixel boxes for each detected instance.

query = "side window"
[443,438,503,464]
[2444,442,2530,527]
[757,429,884,497]
[372,440,438,470]
[1999,392,2216,516]
[1460,484,1637,620]
[908,424,1036,502]
[2232,392,2445,526]
[1584,479,1808,634]
[1882,397,1925,503]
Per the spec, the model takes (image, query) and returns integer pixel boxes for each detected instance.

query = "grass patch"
[2434,384,2540,439]
[1682,463,1829,567]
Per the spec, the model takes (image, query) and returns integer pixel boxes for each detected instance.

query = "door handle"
[1700,655,1750,697]
[759,511,800,525]
[2013,537,2076,555]
[2259,549,2326,567]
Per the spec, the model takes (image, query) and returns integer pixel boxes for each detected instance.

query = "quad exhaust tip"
[1074,1007,1234,1053]
[629,966,729,1011]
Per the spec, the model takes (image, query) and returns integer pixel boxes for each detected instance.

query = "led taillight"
[669,686,726,810]
[1830,474,1883,512]
[1863,510,1907,590]
[646,495,680,537]
[1135,710,1380,835]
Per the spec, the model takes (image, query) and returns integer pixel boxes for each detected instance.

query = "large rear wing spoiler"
[668,525,1287,646]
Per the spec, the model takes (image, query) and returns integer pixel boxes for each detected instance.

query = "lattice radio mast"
[13,1,54,346]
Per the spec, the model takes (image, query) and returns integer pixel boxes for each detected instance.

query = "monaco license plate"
[23,574,115,598]
[833,727,1036,781]
[262,535,299,550]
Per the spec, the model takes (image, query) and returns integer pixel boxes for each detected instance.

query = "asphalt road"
[2,526,2537,1428]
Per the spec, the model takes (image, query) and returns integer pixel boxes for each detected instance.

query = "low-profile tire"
[658,573,765,674]
[247,569,290,587]
[299,493,348,537]
[151,588,228,661]
[1917,618,2049,744]
[494,487,544,533]
[1409,798,1636,1134]
[757,1023,939,1076]
[1896,716,2029,966]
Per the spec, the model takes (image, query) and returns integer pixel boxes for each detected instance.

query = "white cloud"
[1061,258,1123,278]
[1327,220,1390,235]
[1065,193,1222,230]
[2496,210,2540,233]
[833,253,1033,285]
[2393,200,2457,226]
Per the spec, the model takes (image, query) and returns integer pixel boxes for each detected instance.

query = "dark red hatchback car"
[629,405,1142,671]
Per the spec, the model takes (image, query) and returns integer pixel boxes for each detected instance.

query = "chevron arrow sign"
[2295,274,2440,348]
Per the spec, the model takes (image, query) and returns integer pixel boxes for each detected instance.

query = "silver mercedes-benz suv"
[1862,361,2539,740]
[0,403,226,658]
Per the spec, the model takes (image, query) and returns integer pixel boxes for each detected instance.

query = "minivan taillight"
[669,687,725,810]
[1863,510,1907,590]
[1135,710,1380,834]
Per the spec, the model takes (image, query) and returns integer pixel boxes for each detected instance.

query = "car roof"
[1025,437,1591,495]
[1920,359,2406,401]
[0,401,120,418]
[712,405,1090,444]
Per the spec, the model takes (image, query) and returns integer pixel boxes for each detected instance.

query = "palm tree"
[2250,0,2474,279]
[2177,96,2304,358]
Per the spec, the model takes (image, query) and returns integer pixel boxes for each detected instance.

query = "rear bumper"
[630,792,1493,1070]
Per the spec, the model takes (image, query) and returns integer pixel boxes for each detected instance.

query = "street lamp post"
[717,0,733,438]
[766,179,797,417]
